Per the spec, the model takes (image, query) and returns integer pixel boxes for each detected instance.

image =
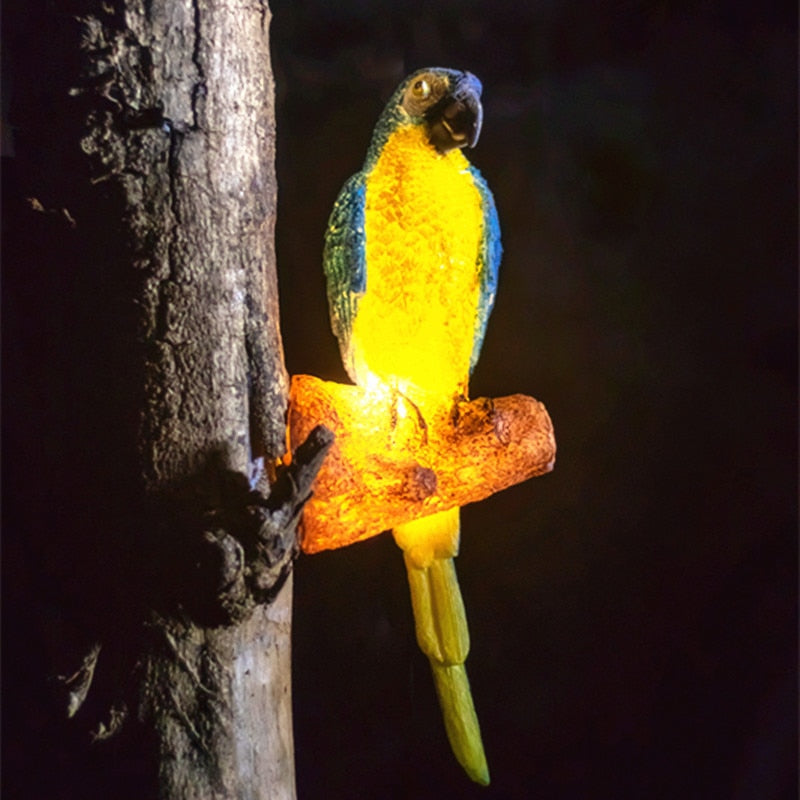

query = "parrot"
[322,67,501,785]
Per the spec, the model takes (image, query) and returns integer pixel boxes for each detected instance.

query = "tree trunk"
[3,2,321,798]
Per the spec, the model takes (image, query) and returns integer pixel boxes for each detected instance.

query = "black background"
[3,1,797,799]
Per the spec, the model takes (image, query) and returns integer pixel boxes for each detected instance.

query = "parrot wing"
[468,166,502,375]
[323,171,368,381]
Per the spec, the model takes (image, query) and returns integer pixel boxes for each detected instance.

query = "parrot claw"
[390,388,429,446]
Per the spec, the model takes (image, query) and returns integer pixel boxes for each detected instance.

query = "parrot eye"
[411,78,431,100]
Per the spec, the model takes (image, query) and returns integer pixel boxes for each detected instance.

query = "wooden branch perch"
[288,374,556,553]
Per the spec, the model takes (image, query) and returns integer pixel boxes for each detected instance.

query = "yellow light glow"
[288,374,556,554]
[349,124,483,402]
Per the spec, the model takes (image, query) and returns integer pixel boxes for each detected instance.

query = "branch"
[288,375,556,553]
[193,425,335,621]
[246,424,335,600]
[55,643,102,719]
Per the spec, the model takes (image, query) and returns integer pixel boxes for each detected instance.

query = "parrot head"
[369,68,484,160]
[400,68,484,153]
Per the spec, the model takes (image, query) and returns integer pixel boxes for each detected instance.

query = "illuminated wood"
[288,374,556,553]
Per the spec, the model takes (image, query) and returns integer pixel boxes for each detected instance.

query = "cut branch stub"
[288,374,556,554]
[184,424,335,624]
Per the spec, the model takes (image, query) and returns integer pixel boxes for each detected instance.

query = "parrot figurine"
[323,67,501,785]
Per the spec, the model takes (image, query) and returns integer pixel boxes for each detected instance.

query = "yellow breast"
[350,124,484,406]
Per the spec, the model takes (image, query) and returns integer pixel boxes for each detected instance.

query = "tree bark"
[3,2,315,798]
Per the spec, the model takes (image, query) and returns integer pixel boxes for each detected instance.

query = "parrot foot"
[390,389,429,446]
[450,393,493,427]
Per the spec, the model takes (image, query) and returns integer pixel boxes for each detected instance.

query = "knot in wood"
[408,465,438,500]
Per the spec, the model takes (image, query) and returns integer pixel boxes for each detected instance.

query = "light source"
[288,374,555,554]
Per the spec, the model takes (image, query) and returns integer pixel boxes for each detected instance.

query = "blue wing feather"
[468,165,502,374]
[323,171,367,381]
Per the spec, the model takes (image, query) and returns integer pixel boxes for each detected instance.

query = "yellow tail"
[393,508,490,786]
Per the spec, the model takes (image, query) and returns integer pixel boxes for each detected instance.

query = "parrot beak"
[426,72,484,154]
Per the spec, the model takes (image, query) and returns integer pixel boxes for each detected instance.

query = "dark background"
[273,2,797,798]
[3,1,797,799]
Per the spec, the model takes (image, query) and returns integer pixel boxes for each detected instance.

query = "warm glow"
[349,124,484,400]
[288,374,556,554]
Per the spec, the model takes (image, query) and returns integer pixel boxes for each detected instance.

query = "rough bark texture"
[4,2,316,798]
[70,0,287,483]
